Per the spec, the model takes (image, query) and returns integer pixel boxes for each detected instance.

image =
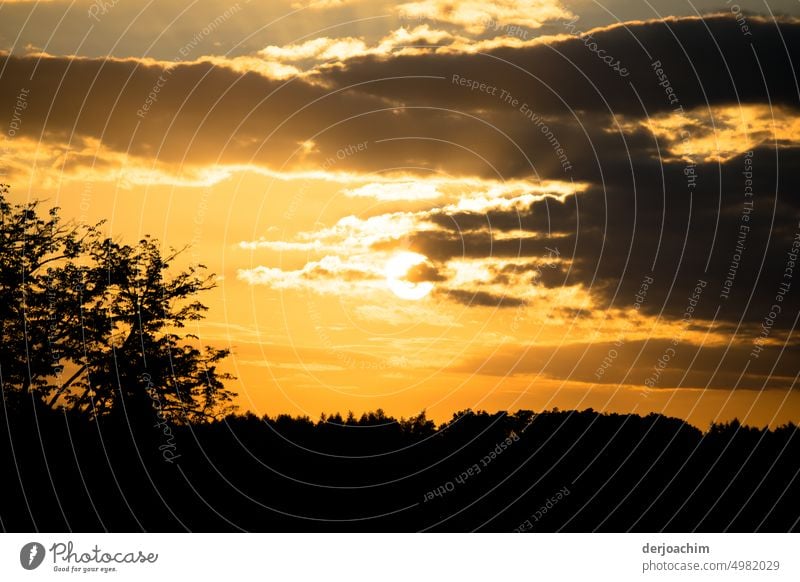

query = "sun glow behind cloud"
[385,251,435,300]
[236,176,581,310]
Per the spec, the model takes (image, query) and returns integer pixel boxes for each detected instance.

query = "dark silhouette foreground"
[1,400,797,532]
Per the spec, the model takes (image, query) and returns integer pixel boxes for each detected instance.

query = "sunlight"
[384,251,434,300]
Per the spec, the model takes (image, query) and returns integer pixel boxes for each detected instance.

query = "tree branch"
[47,363,88,408]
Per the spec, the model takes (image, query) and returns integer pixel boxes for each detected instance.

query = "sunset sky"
[2,0,800,428]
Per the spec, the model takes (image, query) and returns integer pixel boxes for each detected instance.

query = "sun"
[384,251,434,300]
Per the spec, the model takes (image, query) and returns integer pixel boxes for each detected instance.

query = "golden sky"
[2,0,800,428]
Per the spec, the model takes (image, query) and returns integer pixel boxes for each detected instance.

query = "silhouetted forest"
[1,398,798,532]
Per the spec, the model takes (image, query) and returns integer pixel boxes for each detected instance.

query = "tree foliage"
[0,184,235,422]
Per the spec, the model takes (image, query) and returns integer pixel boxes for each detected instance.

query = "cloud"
[342,181,442,200]
[443,288,527,307]
[4,15,800,338]
[0,135,233,188]
[324,15,800,116]
[259,37,370,62]
[403,143,800,328]
[638,104,800,163]
[257,25,459,71]
[237,254,387,292]
[396,0,573,34]
[452,337,800,391]
[4,16,800,183]
[236,177,579,307]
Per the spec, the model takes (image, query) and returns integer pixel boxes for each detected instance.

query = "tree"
[0,184,235,422]
[401,410,436,436]
[0,184,99,401]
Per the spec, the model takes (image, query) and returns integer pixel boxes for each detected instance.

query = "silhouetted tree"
[0,184,235,422]
[0,184,101,402]
[401,410,436,436]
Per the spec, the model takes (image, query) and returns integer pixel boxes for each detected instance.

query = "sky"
[2,0,800,428]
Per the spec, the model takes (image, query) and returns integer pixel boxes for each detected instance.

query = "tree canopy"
[0,184,235,423]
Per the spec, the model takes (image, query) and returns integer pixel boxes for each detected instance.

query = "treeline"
[1,397,797,532]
